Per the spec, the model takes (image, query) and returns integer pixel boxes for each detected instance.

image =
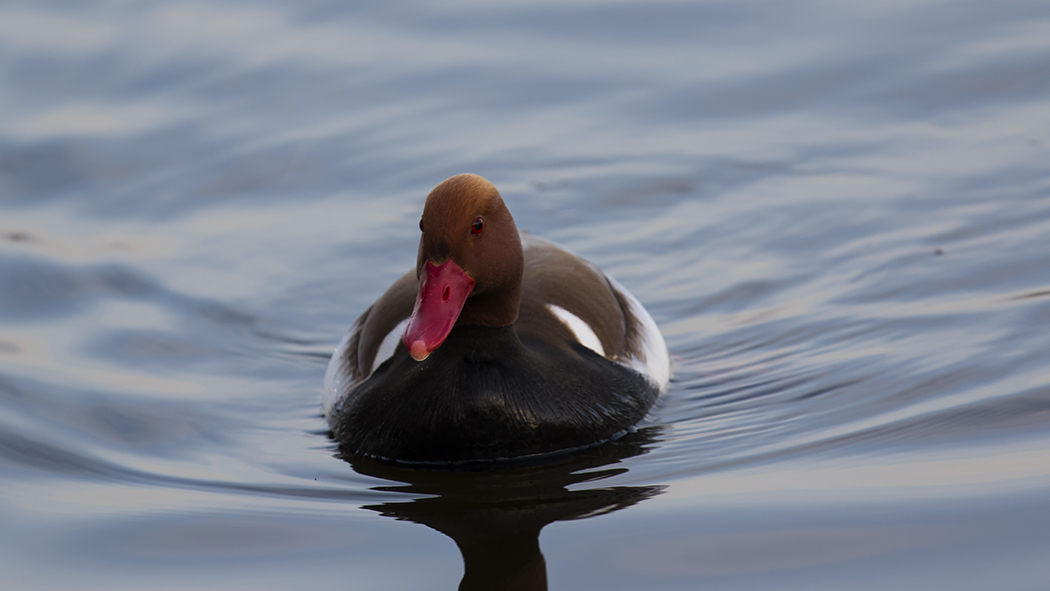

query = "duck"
[323,174,669,464]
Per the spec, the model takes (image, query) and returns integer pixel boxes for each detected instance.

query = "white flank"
[322,330,353,416]
[375,318,409,369]
[322,318,409,417]
[548,304,606,357]
[606,275,672,390]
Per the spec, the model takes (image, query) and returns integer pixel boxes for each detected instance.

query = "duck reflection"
[342,428,664,591]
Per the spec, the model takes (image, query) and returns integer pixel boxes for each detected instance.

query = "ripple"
[2,0,1050,587]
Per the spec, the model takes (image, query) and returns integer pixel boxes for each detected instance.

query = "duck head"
[402,174,525,361]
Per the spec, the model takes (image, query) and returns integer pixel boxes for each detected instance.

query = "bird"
[323,174,669,464]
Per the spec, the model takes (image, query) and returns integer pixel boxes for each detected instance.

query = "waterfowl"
[324,174,669,463]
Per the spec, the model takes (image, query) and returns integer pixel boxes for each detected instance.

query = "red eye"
[471,217,484,234]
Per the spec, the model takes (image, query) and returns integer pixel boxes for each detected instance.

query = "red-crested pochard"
[324,174,669,463]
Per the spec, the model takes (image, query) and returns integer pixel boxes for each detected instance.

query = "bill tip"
[409,339,429,361]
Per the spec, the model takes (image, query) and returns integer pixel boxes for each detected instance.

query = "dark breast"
[329,324,659,463]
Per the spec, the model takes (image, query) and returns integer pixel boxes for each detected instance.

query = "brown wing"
[343,269,417,382]
[516,235,642,361]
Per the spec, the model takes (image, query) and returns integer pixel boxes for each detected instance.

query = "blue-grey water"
[2,1,1050,589]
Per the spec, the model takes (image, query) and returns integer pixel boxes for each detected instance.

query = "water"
[2,1,1050,589]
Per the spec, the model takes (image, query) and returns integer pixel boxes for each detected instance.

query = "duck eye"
[471,217,484,235]
[419,219,424,232]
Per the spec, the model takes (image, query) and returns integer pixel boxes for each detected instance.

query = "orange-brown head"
[403,174,524,360]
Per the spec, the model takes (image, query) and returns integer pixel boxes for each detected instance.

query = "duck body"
[324,175,669,464]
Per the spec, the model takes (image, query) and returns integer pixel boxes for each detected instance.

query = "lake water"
[2,1,1050,589]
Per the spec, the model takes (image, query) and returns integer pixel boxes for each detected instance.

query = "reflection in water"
[344,428,664,591]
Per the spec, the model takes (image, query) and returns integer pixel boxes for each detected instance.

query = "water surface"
[2,1,1050,589]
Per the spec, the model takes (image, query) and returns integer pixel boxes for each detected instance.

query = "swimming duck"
[324,174,669,463]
